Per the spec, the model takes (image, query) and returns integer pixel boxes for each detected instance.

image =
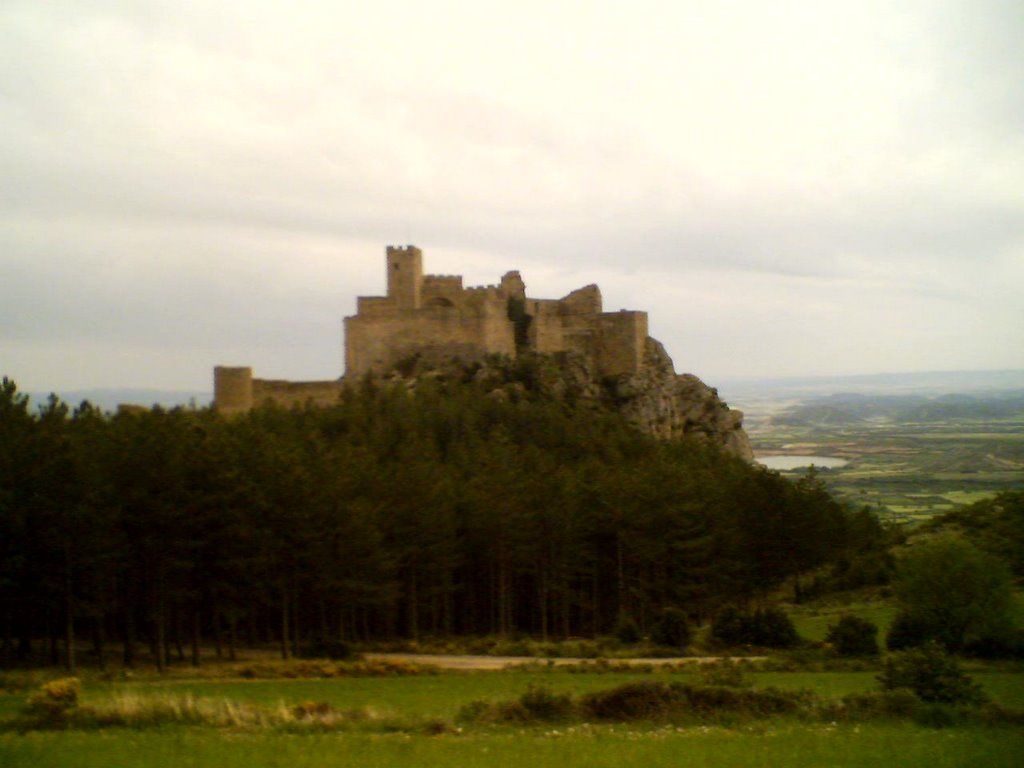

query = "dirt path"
[365,652,761,670]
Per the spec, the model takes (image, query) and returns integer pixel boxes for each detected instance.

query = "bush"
[650,608,692,650]
[558,639,604,659]
[710,607,749,646]
[877,642,986,705]
[23,678,81,727]
[698,659,751,688]
[613,616,641,645]
[291,700,334,719]
[711,606,799,648]
[839,689,919,720]
[578,679,821,723]
[458,685,574,724]
[912,703,960,728]
[886,611,930,651]
[757,607,800,648]
[518,685,574,721]
[892,535,1014,652]
[962,629,1024,660]
[826,615,879,657]
[679,684,808,717]
[489,639,532,657]
[580,681,679,721]
[297,638,354,660]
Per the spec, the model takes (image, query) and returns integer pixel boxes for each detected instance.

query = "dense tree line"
[0,374,883,670]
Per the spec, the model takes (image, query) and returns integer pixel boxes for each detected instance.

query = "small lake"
[757,455,849,471]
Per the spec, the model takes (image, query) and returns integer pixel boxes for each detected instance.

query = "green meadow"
[3,666,1023,768]
[6,724,1024,768]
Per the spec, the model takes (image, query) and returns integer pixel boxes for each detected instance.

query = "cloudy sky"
[2,0,1022,395]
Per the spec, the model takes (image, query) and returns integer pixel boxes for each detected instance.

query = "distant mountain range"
[716,369,1024,401]
[771,391,1024,426]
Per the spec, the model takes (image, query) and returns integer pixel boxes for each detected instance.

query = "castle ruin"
[345,245,647,378]
[215,245,648,413]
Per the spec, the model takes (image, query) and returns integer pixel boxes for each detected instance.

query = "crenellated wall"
[251,379,343,408]
[216,245,651,412]
[214,367,344,412]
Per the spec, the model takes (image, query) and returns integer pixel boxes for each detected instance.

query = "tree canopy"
[0,374,881,668]
[890,535,1014,652]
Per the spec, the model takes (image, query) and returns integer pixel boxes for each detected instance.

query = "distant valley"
[732,370,1024,523]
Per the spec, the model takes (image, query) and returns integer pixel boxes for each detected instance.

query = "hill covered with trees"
[0,373,883,670]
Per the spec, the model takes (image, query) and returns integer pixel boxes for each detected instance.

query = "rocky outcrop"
[381,336,754,462]
[604,339,753,460]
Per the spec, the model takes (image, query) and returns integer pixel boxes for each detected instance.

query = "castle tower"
[213,366,253,413]
[386,245,423,310]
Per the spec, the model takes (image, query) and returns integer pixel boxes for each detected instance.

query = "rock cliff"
[382,337,754,462]
[606,339,753,460]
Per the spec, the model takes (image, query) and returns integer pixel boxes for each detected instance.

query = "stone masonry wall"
[217,245,651,411]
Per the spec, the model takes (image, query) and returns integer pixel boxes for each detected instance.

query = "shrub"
[877,642,986,705]
[458,685,574,724]
[886,611,930,651]
[489,639,532,657]
[826,615,879,657]
[578,680,816,722]
[892,535,1014,652]
[650,608,692,650]
[23,678,81,727]
[962,629,1024,660]
[518,685,574,721]
[613,616,641,645]
[297,639,353,660]
[698,659,751,688]
[912,703,960,728]
[580,681,679,721]
[710,606,750,646]
[291,700,334,719]
[711,606,799,648]
[674,683,811,719]
[839,689,919,720]
[559,639,604,659]
[756,607,799,648]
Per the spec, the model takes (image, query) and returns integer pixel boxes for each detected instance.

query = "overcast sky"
[2,0,1022,395]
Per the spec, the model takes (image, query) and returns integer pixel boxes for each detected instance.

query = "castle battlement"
[215,245,648,412]
[343,246,647,379]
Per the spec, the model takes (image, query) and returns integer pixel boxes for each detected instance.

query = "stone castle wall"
[214,367,344,413]
[216,245,649,412]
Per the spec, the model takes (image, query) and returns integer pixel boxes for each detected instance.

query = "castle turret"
[386,245,423,309]
[214,366,253,413]
[500,270,526,301]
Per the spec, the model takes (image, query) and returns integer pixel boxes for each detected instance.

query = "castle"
[215,245,648,413]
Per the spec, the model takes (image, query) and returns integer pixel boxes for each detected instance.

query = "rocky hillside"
[608,339,753,460]
[380,338,754,461]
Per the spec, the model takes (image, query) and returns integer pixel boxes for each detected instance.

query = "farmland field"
[741,390,1024,522]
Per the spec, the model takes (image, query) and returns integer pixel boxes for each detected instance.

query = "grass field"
[5,724,1024,768]
[3,665,1024,767]
[789,601,897,643]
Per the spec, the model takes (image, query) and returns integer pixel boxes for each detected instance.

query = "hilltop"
[214,245,753,459]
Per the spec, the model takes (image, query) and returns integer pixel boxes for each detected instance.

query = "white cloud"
[1,0,1021,390]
